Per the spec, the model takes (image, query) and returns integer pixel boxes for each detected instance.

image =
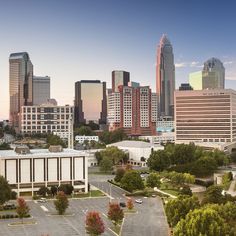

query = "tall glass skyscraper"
[156,35,175,118]
[9,52,33,129]
[202,57,225,89]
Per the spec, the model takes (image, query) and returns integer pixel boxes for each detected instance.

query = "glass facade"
[189,71,202,90]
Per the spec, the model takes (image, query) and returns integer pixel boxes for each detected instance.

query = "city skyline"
[1,0,236,119]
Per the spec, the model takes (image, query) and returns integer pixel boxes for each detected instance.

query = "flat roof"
[0,148,87,159]
[108,140,158,148]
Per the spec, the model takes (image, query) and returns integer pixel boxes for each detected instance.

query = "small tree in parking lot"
[54,191,69,215]
[108,203,124,226]
[16,197,30,223]
[127,198,134,210]
[85,211,105,235]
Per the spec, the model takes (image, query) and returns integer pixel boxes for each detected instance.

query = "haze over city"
[1,0,236,119]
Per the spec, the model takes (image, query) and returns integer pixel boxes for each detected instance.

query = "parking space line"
[40,205,49,212]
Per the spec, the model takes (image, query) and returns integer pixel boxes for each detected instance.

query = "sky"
[1,0,236,119]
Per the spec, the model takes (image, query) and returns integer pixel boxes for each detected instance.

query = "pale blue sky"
[1,0,236,119]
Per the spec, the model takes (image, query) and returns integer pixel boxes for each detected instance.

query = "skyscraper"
[112,70,130,92]
[189,71,202,90]
[9,52,33,129]
[202,57,225,89]
[156,35,175,118]
[33,76,50,105]
[74,80,107,126]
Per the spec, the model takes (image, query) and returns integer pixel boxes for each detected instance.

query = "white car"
[135,199,143,204]
[38,198,47,203]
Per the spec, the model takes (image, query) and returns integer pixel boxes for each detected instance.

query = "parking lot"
[0,197,115,236]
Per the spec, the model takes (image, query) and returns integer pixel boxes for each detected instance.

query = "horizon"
[1,0,236,119]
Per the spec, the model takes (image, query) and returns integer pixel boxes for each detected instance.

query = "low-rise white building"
[107,140,164,167]
[75,135,99,144]
[0,146,88,196]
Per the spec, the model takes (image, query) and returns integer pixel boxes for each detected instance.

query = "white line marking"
[40,205,49,212]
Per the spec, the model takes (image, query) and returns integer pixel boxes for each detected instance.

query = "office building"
[0,145,88,196]
[202,57,225,89]
[156,35,175,118]
[20,103,73,140]
[189,71,202,90]
[175,89,236,144]
[112,71,130,92]
[74,80,107,126]
[108,86,157,136]
[9,52,33,129]
[33,76,50,105]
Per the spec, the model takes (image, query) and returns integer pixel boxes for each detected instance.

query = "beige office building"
[175,89,236,144]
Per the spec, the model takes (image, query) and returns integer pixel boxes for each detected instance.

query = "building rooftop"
[108,140,155,148]
[0,148,87,158]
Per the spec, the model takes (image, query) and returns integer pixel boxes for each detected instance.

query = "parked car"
[3,203,16,210]
[119,202,126,207]
[135,199,143,204]
[38,198,47,203]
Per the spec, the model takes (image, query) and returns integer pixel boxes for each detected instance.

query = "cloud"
[175,61,202,69]
[224,61,234,65]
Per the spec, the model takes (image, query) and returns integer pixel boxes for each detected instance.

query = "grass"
[9,220,36,226]
[123,209,137,214]
[111,224,121,235]
[161,189,179,196]
[73,190,105,198]
[159,182,180,196]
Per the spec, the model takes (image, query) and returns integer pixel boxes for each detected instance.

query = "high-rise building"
[156,35,175,118]
[74,80,107,126]
[112,71,130,92]
[202,57,225,89]
[175,89,236,144]
[33,76,50,105]
[189,71,202,90]
[9,52,33,129]
[20,103,73,140]
[108,86,157,136]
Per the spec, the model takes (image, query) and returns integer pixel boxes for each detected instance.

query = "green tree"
[147,150,171,171]
[46,134,66,147]
[114,168,126,182]
[0,176,11,204]
[146,173,161,188]
[54,191,69,215]
[99,129,127,144]
[50,186,58,196]
[58,184,74,195]
[38,186,50,197]
[16,198,30,223]
[173,207,227,236]
[85,211,105,235]
[108,203,124,226]
[202,185,225,204]
[74,126,95,136]
[99,156,113,172]
[179,185,192,196]
[0,142,11,150]
[165,195,200,227]
[120,170,144,192]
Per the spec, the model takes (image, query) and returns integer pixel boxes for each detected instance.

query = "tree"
[58,184,74,195]
[99,156,113,172]
[0,142,11,150]
[74,126,95,136]
[179,185,192,196]
[147,150,170,171]
[99,147,127,165]
[146,173,161,188]
[99,129,127,144]
[165,195,200,227]
[120,170,144,192]
[202,185,225,205]
[126,198,134,210]
[16,198,30,223]
[54,191,69,215]
[108,203,124,226]
[38,186,50,197]
[85,211,105,235]
[114,168,126,182]
[0,176,11,204]
[173,207,227,236]
[51,186,58,196]
[46,134,66,147]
